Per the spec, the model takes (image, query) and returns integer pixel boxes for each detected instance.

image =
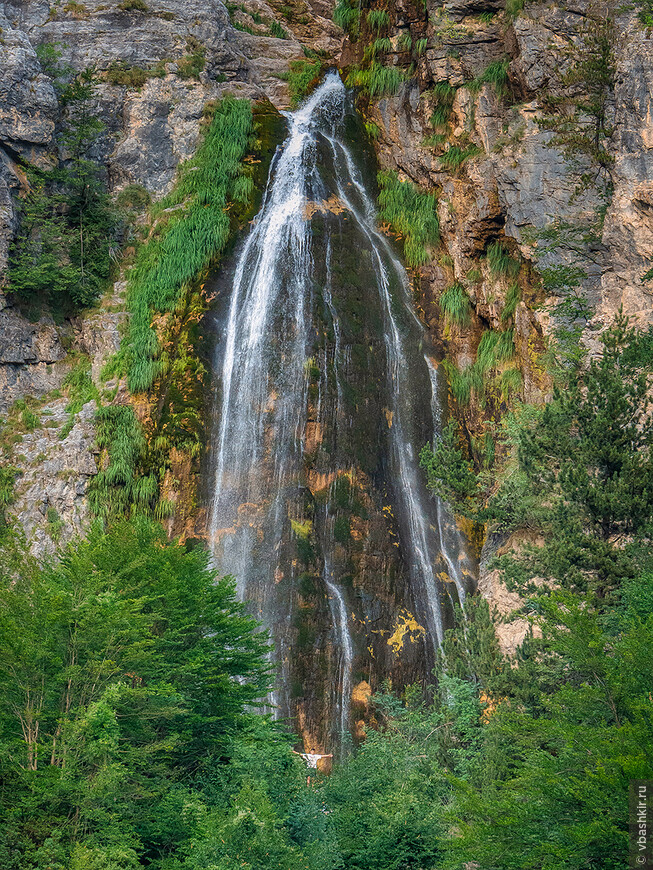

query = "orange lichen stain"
[387,610,425,653]
[304,421,323,453]
[383,407,394,428]
[352,680,372,706]
[479,691,505,723]
[303,194,347,219]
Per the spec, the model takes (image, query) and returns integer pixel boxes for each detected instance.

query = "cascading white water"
[425,357,467,609]
[324,133,446,646]
[208,71,472,743]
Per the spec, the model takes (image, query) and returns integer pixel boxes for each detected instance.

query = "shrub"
[476,328,514,373]
[63,1,89,17]
[269,19,288,38]
[370,36,393,55]
[422,132,447,148]
[505,0,525,18]
[177,48,205,79]
[501,282,521,322]
[118,0,148,10]
[469,59,510,97]
[7,71,116,313]
[106,60,148,88]
[333,0,360,34]
[414,37,428,56]
[63,357,100,414]
[115,183,151,211]
[440,282,472,327]
[0,466,18,530]
[499,366,523,400]
[21,409,40,431]
[365,121,382,139]
[377,170,439,269]
[638,0,653,27]
[428,81,456,128]
[89,405,156,517]
[486,241,520,278]
[442,328,515,406]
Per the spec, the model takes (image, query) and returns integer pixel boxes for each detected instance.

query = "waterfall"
[207,71,472,745]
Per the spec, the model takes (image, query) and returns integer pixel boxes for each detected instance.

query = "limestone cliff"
[0,0,651,693]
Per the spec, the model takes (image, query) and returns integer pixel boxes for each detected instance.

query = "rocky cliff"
[0,0,651,714]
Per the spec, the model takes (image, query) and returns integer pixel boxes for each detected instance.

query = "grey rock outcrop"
[0,10,58,161]
[0,309,68,412]
[11,399,98,559]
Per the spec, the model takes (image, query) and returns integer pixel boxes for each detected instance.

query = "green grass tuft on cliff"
[440,282,472,327]
[377,170,439,268]
[346,61,405,98]
[122,97,253,393]
[283,59,323,107]
[89,405,156,517]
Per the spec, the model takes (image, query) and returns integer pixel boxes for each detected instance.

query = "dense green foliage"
[0,519,282,869]
[122,97,253,392]
[7,63,116,314]
[333,0,361,35]
[88,405,157,518]
[438,144,481,171]
[438,326,517,407]
[377,170,439,268]
[428,81,456,128]
[346,62,405,98]
[350,316,653,869]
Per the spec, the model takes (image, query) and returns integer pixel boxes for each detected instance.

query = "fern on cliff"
[122,97,253,393]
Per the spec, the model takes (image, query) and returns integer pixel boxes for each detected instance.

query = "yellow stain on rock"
[387,610,425,654]
[352,680,372,706]
[303,194,347,219]
[290,518,313,539]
